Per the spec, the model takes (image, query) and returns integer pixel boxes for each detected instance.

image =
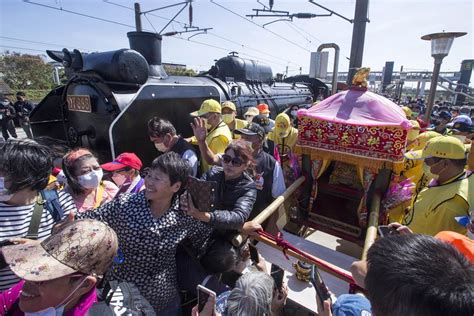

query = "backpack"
[25,189,64,240]
[86,281,156,315]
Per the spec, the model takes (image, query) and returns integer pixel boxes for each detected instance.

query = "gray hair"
[226,271,274,316]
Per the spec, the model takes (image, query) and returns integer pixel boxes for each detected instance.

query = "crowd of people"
[0,95,472,315]
[0,92,34,141]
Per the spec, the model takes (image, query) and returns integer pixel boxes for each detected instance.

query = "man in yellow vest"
[402,135,472,236]
[188,99,232,172]
[221,101,247,139]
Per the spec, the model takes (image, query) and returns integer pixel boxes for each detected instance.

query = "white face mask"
[1,101,9,106]
[56,171,67,185]
[290,110,297,117]
[112,173,129,187]
[77,169,103,189]
[154,142,168,153]
[422,163,439,180]
[0,177,13,202]
[262,113,270,118]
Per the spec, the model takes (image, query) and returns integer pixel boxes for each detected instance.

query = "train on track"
[30,31,329,165]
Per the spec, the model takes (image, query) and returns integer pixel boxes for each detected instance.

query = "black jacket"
[0,102,16,121]
[202,166,257,230]
[13,100,33,118]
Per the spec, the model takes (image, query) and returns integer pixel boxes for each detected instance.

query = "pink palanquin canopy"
[296,88,413,170]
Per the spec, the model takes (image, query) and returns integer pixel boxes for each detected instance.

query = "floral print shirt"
[77,191,212,312]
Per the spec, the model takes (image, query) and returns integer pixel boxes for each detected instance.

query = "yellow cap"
[221,101,236,112]
[190,99,221,117]
[402,106,412,118]
[405,135,467,160]
[409,120,420,130]
[244,107,259,117]
[407,120,421,142]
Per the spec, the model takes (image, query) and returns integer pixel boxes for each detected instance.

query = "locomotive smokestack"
[127,31,167,78]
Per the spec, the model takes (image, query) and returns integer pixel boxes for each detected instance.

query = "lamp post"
[421,31,467,124]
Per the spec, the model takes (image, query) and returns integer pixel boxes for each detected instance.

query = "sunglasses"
[222,154,244,167]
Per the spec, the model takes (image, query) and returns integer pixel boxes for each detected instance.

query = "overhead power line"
[23,0,138,29]
[21,0,301,71]
[0,45,46,53]
[0,36,93,52]
[103,0,301,67]
[210,0,310,52]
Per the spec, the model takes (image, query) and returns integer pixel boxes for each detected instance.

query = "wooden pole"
[255,234,354,284]
[361,192,381,261]
[232,176,305,246]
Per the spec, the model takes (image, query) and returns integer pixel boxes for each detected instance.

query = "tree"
[163,65,197,77]
[1,52,54,90]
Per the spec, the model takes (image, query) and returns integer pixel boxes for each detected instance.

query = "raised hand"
[191,117,208,142]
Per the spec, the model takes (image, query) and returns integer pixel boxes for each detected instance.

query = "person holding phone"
[75,152,213,314]
[180,140,257,231]
[313,263,372,316]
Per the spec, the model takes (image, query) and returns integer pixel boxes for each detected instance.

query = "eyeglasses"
[222,154,244,167]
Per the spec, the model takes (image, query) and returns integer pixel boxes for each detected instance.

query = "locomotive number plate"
[67,95,92,112]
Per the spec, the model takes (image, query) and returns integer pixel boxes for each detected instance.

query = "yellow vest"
[202,122,232,172]
[230,118,248,139]
[403,172,473,236]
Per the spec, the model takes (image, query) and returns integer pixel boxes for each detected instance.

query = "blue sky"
[1,0,473,77]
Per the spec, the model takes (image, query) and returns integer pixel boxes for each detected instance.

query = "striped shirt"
[0,191,76,290]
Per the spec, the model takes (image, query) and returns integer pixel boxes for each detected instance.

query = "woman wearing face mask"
[221,101,248,139]
[287,105,300,128]
[62,148,118,213]
[101,152,145,195]
[0,219,118,316]
[268,113,298,161]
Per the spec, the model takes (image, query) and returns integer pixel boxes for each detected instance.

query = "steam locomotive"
[30,31,328,166]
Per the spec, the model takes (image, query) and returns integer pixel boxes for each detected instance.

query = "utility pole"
[135,2,142,32]
[346,0,369,85]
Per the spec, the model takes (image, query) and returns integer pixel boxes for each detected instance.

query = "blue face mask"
[0,177,13,202]
[24,306,65,316]
[24,277,87,316]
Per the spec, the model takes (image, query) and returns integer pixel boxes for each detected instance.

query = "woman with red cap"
[101,152,146,195]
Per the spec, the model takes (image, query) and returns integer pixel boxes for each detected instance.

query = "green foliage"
[1,52,54,90]
[23,89,51,103]
[163,65,197,77]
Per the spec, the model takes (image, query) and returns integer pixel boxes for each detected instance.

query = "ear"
[170,181,182,194]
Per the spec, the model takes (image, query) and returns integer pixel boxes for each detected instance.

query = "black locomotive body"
[30,31,327,166]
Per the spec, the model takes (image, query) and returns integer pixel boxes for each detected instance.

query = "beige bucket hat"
[3,219,118,282]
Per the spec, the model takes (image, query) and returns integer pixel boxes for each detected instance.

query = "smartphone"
[249,244,259,264]
[197,284,216,312]
[270,264,284,289]
[310,264,331,309]
[378,225,396,237]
